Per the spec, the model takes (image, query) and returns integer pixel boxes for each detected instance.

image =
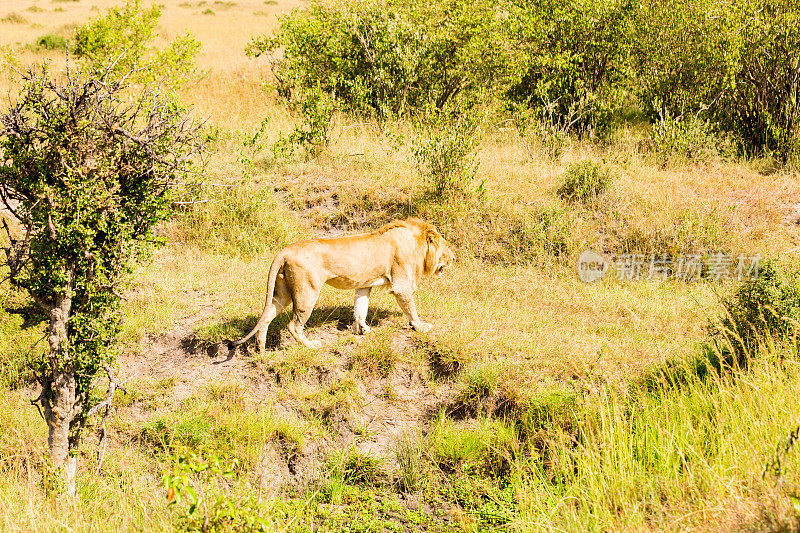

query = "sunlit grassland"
[1,0,800,531]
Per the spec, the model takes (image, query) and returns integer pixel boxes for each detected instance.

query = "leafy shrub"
[272,85,335,159]
[36,34,68,51]
[74,0,201,87]
[247,0,509,120]
[164,451,269,532]
[0,65,202,494]
[557,160,613,204]
[412,101,484,197]
[647,109,734,164]
[713,261,800,366]
[505,0,636,135]
[74,0,158,68]
[633,0,800,160]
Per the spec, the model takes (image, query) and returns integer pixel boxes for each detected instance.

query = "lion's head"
[422,226,454,277]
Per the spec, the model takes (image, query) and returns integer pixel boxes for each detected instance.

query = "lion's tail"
[227,250,287,351]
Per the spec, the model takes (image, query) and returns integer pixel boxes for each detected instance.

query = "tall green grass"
[426,345,800,530]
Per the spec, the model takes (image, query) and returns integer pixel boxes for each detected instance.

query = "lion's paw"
[412,321,433,333]
[352,322,371,335]
[305,339,323,349]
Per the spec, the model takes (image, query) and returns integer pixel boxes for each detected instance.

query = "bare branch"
[95,404,110,476]
[86,368,130,419]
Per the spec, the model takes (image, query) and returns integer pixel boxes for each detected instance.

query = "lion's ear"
[425,229,437,245]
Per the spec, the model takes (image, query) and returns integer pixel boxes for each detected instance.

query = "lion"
[227,218,454,352]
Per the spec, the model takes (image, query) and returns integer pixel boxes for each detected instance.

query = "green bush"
[74,0,201,87]
[272,85,335,159]
[647,109,734,164]
[164,451,269,532]
[713,261,800,366]
[633,0,800,160]
[247,0,510,120]
[412,100,484,197]
[557,160,613,204]
[36,34,69,51]
[505,0,636,135]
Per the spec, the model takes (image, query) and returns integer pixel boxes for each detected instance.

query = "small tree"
[248,0,510,120]
[633,0,800,160]
[505,0,636,135]
[0,65,202,495]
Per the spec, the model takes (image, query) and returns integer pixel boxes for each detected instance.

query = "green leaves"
[0,64,203,434]
[412,99,484,197]
[250,0,509,120]
[505,0,636,135]
[73,0,201,89]
[633,0,800,160]
[163,451,269,532]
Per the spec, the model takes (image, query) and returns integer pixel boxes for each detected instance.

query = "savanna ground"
[2,0,800,531]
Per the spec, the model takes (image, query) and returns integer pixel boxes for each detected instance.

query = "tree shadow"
[4,300,47,330]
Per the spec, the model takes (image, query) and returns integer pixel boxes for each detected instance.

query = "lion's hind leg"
[287,277,323,349]
[255,277,291,353]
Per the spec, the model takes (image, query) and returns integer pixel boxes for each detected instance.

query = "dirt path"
[120,302,256,401]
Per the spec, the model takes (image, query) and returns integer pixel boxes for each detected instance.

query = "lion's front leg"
[353,287,372,335]
[390,283,432,333]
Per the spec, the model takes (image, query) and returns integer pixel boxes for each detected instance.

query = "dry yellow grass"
[1,0,800,530]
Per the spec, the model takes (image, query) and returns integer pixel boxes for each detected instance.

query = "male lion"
[228,218,454,352]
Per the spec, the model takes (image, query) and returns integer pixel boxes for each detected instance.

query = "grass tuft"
[557,160,614,204]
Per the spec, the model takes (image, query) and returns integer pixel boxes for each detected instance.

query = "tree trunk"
[40,297,80,496]
[45,370,78,496]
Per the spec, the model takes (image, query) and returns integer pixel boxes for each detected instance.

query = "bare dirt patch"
[120,298,255,402]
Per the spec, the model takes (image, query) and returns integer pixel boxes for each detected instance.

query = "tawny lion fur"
[228,218,454,351]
